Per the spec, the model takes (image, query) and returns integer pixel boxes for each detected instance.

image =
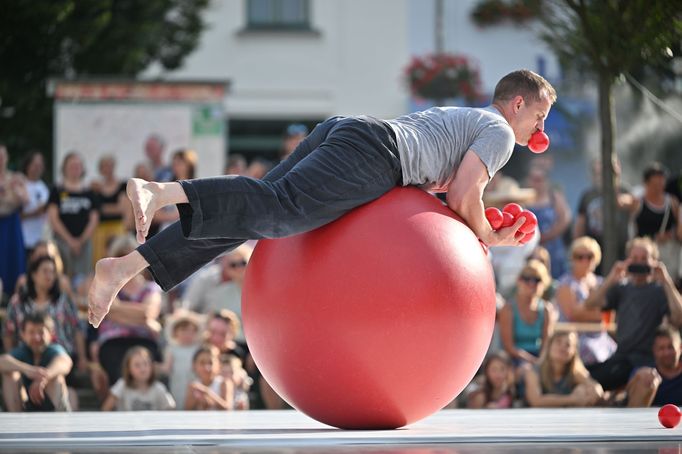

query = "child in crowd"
[160,310,202,409]
[467,351,515,409]
[523,331,603,408]
[220,353,252,410]
[185,345,233,410]
[102,346,175,411]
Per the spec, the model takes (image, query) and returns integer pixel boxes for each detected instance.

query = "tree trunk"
[598,70,618,273]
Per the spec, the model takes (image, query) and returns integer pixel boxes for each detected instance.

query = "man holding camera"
[584,236,682,391]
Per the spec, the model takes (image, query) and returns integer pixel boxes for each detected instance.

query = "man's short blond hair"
[626,236,659,260]
[493,69,557,105]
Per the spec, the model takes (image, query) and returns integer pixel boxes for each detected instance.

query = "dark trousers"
[587,356,635,391]
[138,116,402,291]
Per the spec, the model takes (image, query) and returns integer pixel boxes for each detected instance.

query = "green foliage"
[537,0,682,82]
[0,0,209,173]
[536,0,682,272]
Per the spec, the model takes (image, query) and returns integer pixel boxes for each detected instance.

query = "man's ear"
[512,95,524,113]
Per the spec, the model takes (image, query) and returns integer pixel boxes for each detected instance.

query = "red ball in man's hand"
[519,230,535,244]
[658,404,681,429]
[485,207,504,230]
[528,130,550,154]
[517,210,538,234]
[502,203,523,219]
[501,212,515,228]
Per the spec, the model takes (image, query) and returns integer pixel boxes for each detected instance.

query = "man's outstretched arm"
[446,150,523,247]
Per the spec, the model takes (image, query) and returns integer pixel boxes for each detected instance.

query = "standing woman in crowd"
[555,237,616,366]
[48,152,100,279]
[20,151,49,259]
[526,165,572,279]
[524,331,603,407]
[633,163,682,283]
[91,155,127,264]
[499,260,555,369]
[0,144,28,297]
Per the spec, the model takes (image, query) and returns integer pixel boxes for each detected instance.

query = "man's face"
[221,253,248,281]
[206,319,234,347]
[628,245,655,268]
[653,335,681,370]
[510,95,552,146]
[145,137,163,162]
[21,322,50,352]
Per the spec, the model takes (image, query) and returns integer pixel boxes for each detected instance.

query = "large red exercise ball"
[242,187,496,429]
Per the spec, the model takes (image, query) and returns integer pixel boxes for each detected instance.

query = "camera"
[627,263,651,274]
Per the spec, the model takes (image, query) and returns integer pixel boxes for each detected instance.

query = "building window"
[246,0,311,30]
[228,118,320,161]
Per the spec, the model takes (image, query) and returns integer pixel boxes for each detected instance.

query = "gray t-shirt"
[111,378,176,411]
[386,106,515,191]
[605,281,670,365]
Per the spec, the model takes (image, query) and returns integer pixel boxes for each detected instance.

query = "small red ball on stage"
[658,404,681,429]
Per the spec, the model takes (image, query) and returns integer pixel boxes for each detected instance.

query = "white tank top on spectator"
[21,179,50,248]
[387,106,516,192]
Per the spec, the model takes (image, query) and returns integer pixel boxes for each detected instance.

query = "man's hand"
[70,238,83,255]
[605,260,628,285]
[655,231,674,243]
[77,357,90,372]
[653,261,671,285]
[23,366,48,381]
[486,217,526,247]
[570,384,591,406]
[190,382,212,408]
[28,376,48,405]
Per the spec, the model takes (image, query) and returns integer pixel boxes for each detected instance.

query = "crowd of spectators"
[0,122,681,413]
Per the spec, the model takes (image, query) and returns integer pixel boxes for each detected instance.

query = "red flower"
[405,53,482,102]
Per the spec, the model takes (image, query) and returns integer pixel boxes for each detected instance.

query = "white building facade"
[146,0,559,161]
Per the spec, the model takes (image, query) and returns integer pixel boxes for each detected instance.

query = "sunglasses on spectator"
[572,253,594,261]
[519,275,542,284]
[228,260,248,268]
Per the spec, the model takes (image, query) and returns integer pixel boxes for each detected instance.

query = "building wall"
[146,0,410,120]
[408,0,561,95]
[146,0,561,117]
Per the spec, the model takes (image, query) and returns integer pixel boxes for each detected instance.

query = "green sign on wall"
[192,105,224,136]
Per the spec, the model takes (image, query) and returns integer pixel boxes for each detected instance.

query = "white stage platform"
[0,409,680,453]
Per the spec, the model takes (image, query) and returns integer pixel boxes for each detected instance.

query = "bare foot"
[127,178,160,244]
[88,257,132,328]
